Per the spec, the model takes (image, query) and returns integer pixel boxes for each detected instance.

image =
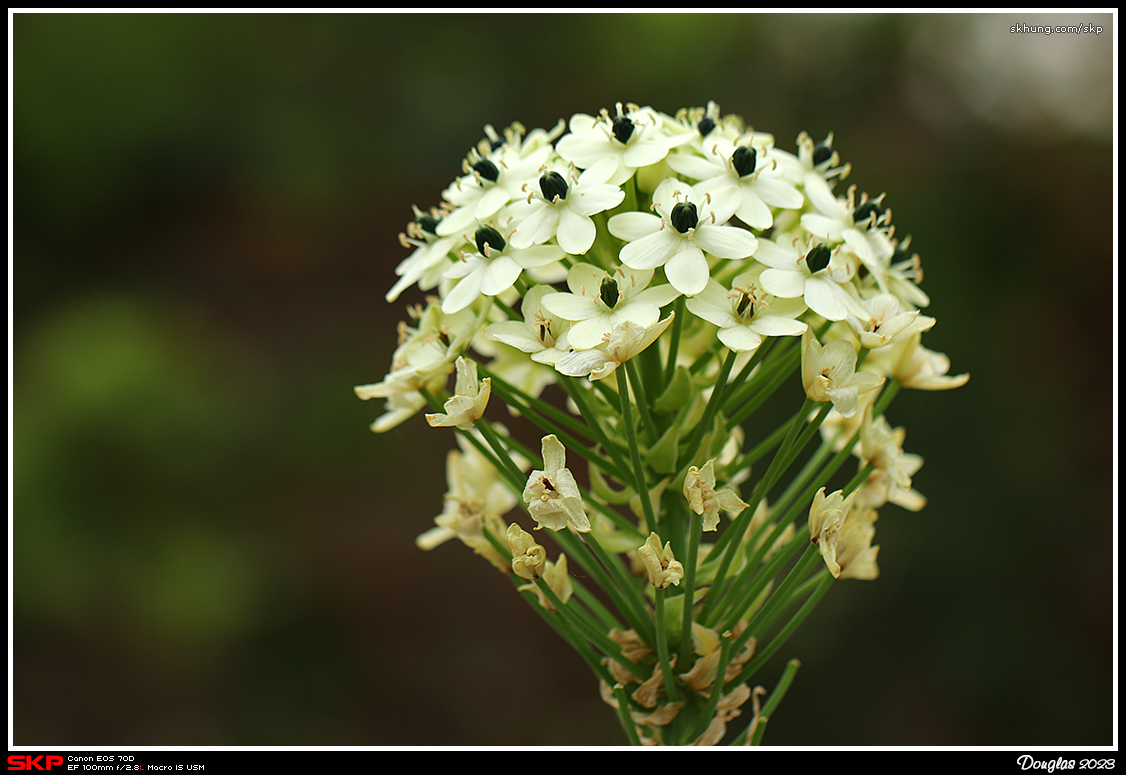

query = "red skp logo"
[8,757,64,771]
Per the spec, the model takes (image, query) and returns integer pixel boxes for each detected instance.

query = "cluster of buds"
[356,102,968,745]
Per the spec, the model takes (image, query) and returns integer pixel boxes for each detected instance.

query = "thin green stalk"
[578,530,657,646]
[697,397,814,625]
[723,570,832,691]
[534,575,650,681]
[625,359,657,444]
[680,348,737,471]
[663,297,687,385]
[613,684,643,746]
[560,376,632,483]
[677,507,703,667]
[617,367,658,532]
[653,586,682,703]
[550,528,655,647]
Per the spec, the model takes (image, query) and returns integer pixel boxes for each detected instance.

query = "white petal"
[749,314,808,337]
[663,245,709,296]
[620,229,681,271]
[760,267,807,299]
[718,326,763,353]
[693,224,757,259]
[608,211,661,242]
[804,277,849,320]
[556,207,596,255]
[570,183,625,216]
[542,292,599,322]
[567,315,613,349]
[479,256,523,296]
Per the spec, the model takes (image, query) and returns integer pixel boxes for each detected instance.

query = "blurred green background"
[12,12,1114,747]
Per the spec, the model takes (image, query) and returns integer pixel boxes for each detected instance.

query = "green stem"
[613,684,643,746]
[653,586,682,703]
[617,367,657,532]
[663,296,687,386]
[677,508,703,667]
[625,359,657,445]
[724,569,833,691]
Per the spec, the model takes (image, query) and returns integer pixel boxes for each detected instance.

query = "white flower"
[522,434,590,533]
[755,234,866,321]
[484,283,572,365]
[800,330,885,419]
[442,224,563,314]
[435,141,553,239]
[800,174,896,293]
[387,206,467,302]
[868,333,970,391]
[508,165,624,255]
[556,102,690,187]
[416,436,518,573]
[844,293,936,349]
[608,177,757,296]
[541,263,680,350]
[685,273,807,353]
[425,356,491,430]
[555,314,674,382]
[667,135,803,229]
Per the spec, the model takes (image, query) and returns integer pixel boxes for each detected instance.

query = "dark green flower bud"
[853,200,883,226]
[611,116,635,145]
[475,225,506,256]
[539,171,569,202]
[804,245,832,273]
[670,202,698,234]
[812,139,834,167]
[599,277,620,309]
[731,146,757,177]
[415,213,441,236]
[473,159,500,183]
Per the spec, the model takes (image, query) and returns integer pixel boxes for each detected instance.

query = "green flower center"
[539,171,569,202]
[812,140,834,167]
[853,201,883,226]
[473,159,500,183]
[475,225,506,256]
[599,277,620,309]
[697,117,716,137]
[670,202,698,234]
[731,146,757,177]
[805,245,832,273]
[611,116,635,145]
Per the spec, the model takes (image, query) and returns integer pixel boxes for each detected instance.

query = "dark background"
[12,12,1114,747]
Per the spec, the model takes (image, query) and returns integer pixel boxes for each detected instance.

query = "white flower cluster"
[357,102,971,746]
[358,101,964,433]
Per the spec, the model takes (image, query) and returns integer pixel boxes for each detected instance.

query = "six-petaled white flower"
[608,177,758,296]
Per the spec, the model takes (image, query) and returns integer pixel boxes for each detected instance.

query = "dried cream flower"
[800,329,884,419]
[507,523,547,581]
[683,459,749,531]
[638,532,684,588]
[425,356,492,429]
[807,487,860,578]
[522,434,590,532]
